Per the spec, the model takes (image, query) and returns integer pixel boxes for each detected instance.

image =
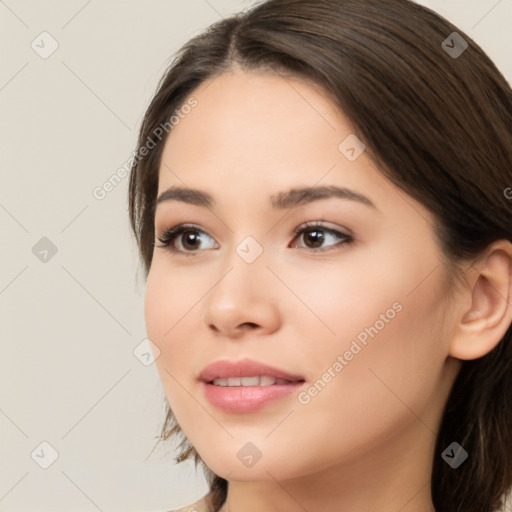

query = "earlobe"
[449,240,512,361]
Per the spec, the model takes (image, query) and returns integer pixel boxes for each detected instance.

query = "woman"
[128,1,512,511]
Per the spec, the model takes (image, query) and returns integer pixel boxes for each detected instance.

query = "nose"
[201,258,281,339]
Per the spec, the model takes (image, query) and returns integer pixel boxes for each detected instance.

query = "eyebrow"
[154,185,377,211]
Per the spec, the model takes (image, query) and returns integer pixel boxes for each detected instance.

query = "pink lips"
[198,358,306,413]
[198,357,305,383]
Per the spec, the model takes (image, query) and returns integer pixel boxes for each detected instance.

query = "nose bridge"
[215,232,269,299]
[200,232,279,334]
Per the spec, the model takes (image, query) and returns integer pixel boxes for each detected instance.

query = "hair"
[128,1,512,511]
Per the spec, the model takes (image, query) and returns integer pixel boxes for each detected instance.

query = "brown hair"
[128,1,512,511]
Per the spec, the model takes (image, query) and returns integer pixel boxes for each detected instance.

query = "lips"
[198,357,305,384]
[199,358,306,413]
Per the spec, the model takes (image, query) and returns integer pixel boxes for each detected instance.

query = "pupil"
[306,229,324,248]
[183,231,199,249]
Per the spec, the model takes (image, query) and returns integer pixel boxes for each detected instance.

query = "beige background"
[0,1,511,511]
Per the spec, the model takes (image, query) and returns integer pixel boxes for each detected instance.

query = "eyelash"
[155,221,353,256]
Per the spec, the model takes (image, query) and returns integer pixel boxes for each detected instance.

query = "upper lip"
[198,357,305,383]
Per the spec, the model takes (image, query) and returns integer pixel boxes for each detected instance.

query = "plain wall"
[0,0,511,510]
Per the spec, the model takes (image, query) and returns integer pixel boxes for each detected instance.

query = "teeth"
[211,376,291,387]
[259,375,275,386]
[239,376,259,386]
[213,378,229,387]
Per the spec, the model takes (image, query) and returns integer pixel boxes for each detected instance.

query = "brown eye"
[180,230,202,250]
[301,228,325,249]
[291,222,353,253]
[155,224,217,254]
[155,221,353,255]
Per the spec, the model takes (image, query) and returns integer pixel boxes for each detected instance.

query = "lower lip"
[202,381,305,413]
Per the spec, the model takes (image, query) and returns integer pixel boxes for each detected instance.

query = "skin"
[144,67,512,512]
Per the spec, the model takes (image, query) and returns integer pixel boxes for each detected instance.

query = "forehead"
[163,71,346,161]
[159,70,378,188]
[155,70,433,232]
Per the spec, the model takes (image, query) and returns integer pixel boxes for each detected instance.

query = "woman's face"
[144,69,461,483]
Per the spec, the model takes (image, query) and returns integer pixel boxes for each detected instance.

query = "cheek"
[144,262,215,397]
[285,247,448,421]
[274,251,406,358]
[272,288,447,478]
[144,260,201,343]
[144,268,168,344]
[304,268,446,419]
[144,266,191,376]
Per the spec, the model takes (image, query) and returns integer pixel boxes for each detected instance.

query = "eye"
[290,221,353,252]
[155,221,353,256]
[155,223,217,254]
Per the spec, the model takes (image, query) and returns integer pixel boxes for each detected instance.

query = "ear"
[449,240,512,360]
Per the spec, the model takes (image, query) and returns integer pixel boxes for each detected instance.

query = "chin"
[200,448,317,483]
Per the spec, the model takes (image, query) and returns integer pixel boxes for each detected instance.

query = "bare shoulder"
[165,494,210,512]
